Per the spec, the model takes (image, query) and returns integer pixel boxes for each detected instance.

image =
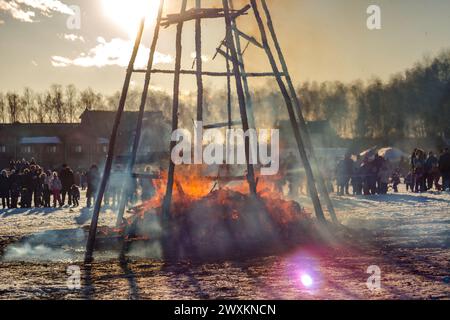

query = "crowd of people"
[1,147,449,210]
[0,159,83,209]
[334,147,450,196]
[0,158,157,211]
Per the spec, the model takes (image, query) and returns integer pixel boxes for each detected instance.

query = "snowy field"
[0,187,448,300]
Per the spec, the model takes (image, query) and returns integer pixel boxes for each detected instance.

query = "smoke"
[1,229,85,262]
[3,243,72,262]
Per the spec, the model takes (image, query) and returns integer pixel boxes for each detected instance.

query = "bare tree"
[36,92,51,123]
[6,92,21,123]
[0,92,6,123]
[65,84,78,123]
[21,87,36,123]
[50,84,65,123]
[80,87,103,111]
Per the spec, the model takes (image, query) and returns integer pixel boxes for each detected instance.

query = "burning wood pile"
[99,166,317,261]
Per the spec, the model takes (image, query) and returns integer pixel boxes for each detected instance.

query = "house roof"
[79,109,167,138]
[0,110,170,146]
[0,123,79,139]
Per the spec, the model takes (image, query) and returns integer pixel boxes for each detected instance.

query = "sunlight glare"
[102,0,160,38]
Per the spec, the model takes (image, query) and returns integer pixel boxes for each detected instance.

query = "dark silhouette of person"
[60,164,75,206]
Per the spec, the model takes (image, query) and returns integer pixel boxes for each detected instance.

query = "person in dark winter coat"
[86,165,100,208]
[373,155,384,193]
[425,151,440,191]
[41,172,51,208]
[412,149,426,193]
[30,165,41,207]
[361,157,378,195]
[70,184,80,207]
[405,171,413,192]
[20,168,33,208]
[60,164,75,206]
[33,168,45,207]
[439,148,450,191]
[0,170,10,209]
[8,170,20,208]
[351,156,363,195]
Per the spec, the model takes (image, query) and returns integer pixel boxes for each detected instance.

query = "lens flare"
[300,274,313,287]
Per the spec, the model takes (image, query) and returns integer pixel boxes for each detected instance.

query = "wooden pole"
[133,69,285,77]
[226,46,232,130]
[229,0,255,129]
[222,0,257,195]
[250,0,326,223]
[85,19,146,263]
[195,0,203,122]
[260,0,338,223]
[116,0,165,227]
[162,0,188,219]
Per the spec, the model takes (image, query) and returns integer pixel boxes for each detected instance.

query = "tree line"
[0,50,449,139]
[297,50,450,139]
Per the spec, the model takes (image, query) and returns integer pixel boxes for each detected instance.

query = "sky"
[0,0,450,95]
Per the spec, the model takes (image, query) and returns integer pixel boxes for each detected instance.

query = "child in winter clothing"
[50,172,63,207]
[70,184,80,207]
[391,168,401,193]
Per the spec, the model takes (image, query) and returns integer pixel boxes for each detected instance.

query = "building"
[277,119,342,149]
[0,109,171,170]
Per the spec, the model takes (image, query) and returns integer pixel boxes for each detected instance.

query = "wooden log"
[216,48,245,68]
[162,0,188,220]
[250,0,327,224]
[222,0,257,195]
[233,27,263,49]
[115,0,165,227]
[85,19,146,263]
[229,0,256,130]
[133,69,284,77]
[226,45,233,131]
[261,0,338,224]
[204,121,241,129]
[195,0,203,122]
[161,5,250,27]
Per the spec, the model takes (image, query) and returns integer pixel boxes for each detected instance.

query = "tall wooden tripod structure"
[85,0,338,263]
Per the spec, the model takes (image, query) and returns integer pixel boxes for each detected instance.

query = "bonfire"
[100,165,316,260]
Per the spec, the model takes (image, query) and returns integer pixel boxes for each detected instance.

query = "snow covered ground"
[0,188,448,300]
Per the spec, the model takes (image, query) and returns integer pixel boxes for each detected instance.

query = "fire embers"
[108,168,316,261]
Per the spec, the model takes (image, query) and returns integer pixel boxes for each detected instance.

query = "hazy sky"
[1,0,449,94]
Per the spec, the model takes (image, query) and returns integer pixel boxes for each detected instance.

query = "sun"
[102,0,160,38]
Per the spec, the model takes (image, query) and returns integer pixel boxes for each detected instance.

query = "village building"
[0,109,170,170]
